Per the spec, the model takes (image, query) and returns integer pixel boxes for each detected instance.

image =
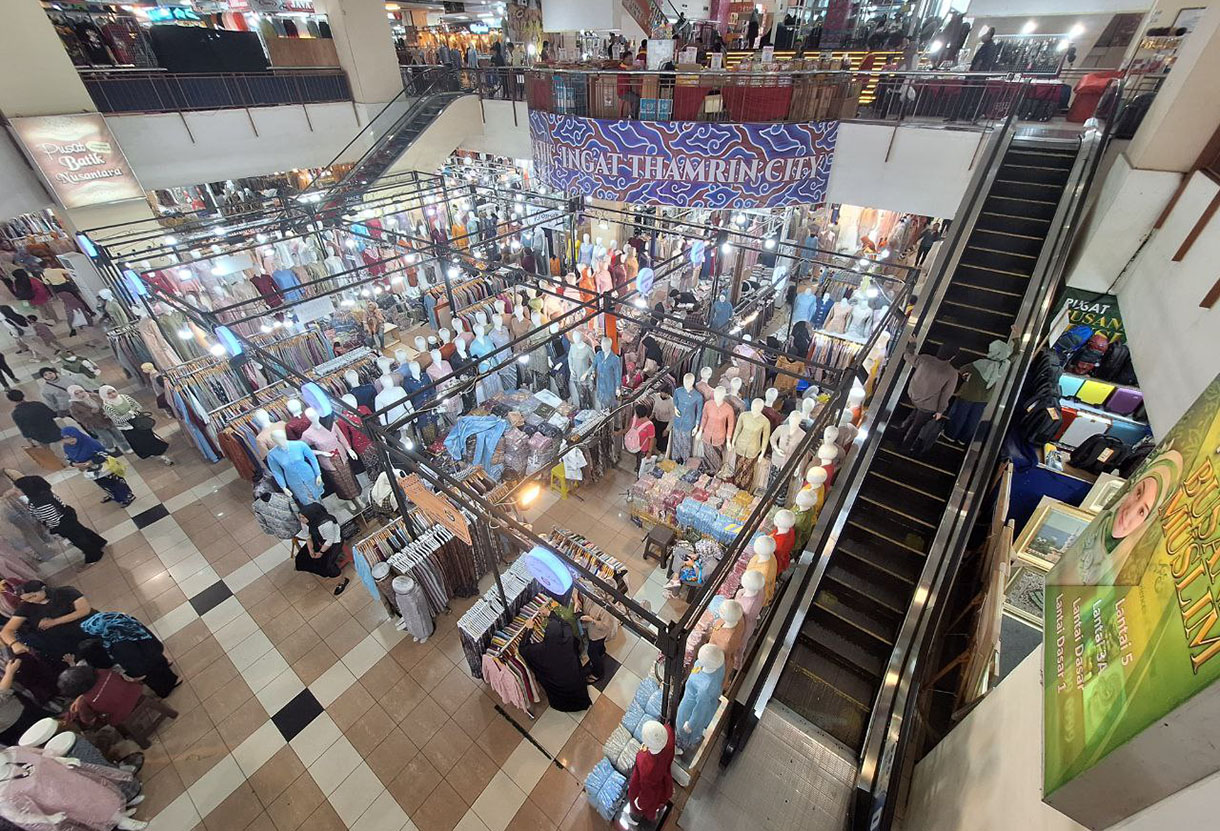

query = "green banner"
[1044,371,1220,794]
[1059,289,1125,343]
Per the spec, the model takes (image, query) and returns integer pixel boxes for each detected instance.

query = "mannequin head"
[413,336,427,353]
[379,372,398,389]
[430,348,443,366]
[474,324,487,340]
[785,411,803,431]
[740,569,766,598]
[531,311,543,327]
[641,720,668,754]
[548,323,559,336]
[729,377,743,397]
[492,313,504,331]
[17,717,59,749]
[795,488,816,511]
[270,428,289,448]
[452,318,466,335]
[696,643,726,671]
[571,330,584,347]
[700,366,713,383]
[774,509,795,532]
[753,535,776,561]
[749,398,764,415]
[286,398,304,417]
[408,361,422,379]
[713,386,727,405]
[818,443,840,465]
[439,328,452,344]
[376,356,394,376]
[800,398,817,419]
[823,426,839,445]
[600,336,612,354]
[454,338,468,358]
[764,387,778,407]
[805,466,828,490]
[394,348,410,366]
[582,232,590,244]
[253,408,272,429]
[341,394,358,412]
[719,599,743,628]
[475,311,488,329]
[305,407,322,426]
[683,372,695,391]
[848,385,866,408]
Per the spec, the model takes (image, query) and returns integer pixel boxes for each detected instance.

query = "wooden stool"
[550,463,571,499]
[116,695,178,749]
[642,525,675,564]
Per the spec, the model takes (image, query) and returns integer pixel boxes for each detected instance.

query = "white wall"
[906,650,1220,831]
[543,0,618,31]
[826,124,988,218]
[1112,168,1220,434]
[458,99,532,159]
[0,133,53,219]
[964,0,1149,17]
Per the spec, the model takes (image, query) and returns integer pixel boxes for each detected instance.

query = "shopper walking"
[895,343,959,453]
[0,472,57,562]
[9,269,58,322]
[28,315,66,354]
[9,476,109,564]
[915,222,942,266]
[579,597,619,683]
[8,389,63,460]
[62,427,134,506]
[68,385,129,452]
[98,386,173,465]
[296,503,351,596]
[38,366,76,415]
[945,339,1013,445]
[81,612,178,697]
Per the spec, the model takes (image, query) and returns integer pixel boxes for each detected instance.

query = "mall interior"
[0,0,1217,829]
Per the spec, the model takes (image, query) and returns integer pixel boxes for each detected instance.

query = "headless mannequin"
[746,535,778,603]
[625,720,675,826]
[675,644,726,754]
[253,407,287,458]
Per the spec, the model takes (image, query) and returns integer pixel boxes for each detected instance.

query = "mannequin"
[625,720,675,826]
[567,330,594,407]
[793,489,819,552]
[438,327,455,360]
[708,599,745,670]
[771,509,796,573]
[300,407,361,505]
[470,323,501,402]
[823,297,852,334]
[846,385,867,424]
[670,372,703,464]
[346,369,377,411]
[801,466,829,515]
[592,336,622,410]
[284,397,309,440]
[729,399,771,489]
[818,442,841,486]
[253,408,287,458]
[847,293,873,339]
[769,411,807,485]
[509,303,530,340]
[578,232,592,267]
[426,349,461,422]
[452,317,474,348]
[544,323,571,398]
[746,535,778,603]
[695,366,715,401]
[698,386,736,476]
[725,377,745,416]
[675,644,727,754]
[265,429,323,505]
[375,373,412,429]
[734,569,767,661]
[0,745,150,829]
[761,387,783,429]
[392,348,411,374]
[523,312,549,390]
[488,313,516,391]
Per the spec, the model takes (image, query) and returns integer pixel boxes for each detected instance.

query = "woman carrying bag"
[98,386,173,465]
[62,427,134,507]
[8,475,108,564]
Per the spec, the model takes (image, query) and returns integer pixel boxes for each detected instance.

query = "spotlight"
[209,343,227,357]
[518,481,542,507]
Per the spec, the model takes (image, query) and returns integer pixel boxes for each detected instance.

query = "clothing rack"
[106,324,155,380]
[456,557,540,677]
[481,594,558,716]
[549,527,630,595]
[250,326,333,375]
[354,517,453,614]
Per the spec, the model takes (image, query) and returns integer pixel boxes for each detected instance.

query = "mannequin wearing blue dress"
[675,643,727,753]
[592,338,622,410]
[265,432,324,506]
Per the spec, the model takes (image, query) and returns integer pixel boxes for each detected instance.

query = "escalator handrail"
[852,90,1123,830]
[724,82,1029,743]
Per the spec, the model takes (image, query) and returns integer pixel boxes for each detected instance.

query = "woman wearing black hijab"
[791,321,813,360]
[296,502,350,595]
[520,616,592,712]
[10,475,107,564]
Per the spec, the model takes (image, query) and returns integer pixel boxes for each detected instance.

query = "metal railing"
[80,68,352,114]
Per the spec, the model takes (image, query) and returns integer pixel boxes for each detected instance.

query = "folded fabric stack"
[502,429,530,474]
[604,725,642,775]
[526,432,556,471]
[585,759,628,821]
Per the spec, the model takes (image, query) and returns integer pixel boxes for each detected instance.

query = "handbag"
[913,416,943,454]
[130,412,156,431]
[70,308,88,328]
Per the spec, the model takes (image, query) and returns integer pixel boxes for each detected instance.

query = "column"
[313,0,404,105]
[1126,5,1220,173]
[0,2,94,116]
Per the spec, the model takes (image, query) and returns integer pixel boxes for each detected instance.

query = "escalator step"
[873,446,958,493]
[774,642,871,752]
[989,179,1064,202]
[788,640,878,709]
[843,508,931,557]
[926,322,1001,358]
[837,538,923,585]
[982,194,1060,221]
[952,264,1029,294]
[936,301,1016,338]
[825,562,909,620]
[997,162,1073,185]
[876,442,964,483]
[961,245,1038,275]
[945,282,1024,317]
[812,587,897,646]
[858,473,946,527]
[1006,148,1077,167]
[976,211,1053,238]
[970,227,1046,258]
[805,597,894,667]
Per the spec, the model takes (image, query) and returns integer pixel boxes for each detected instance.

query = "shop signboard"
[1058,288,1125,343]
[529,112,837,208]
[398,474,471,545]
[1043,371,1220,825]
[10,114,144,210]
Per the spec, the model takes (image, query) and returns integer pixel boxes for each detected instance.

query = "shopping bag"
[25,445,64,471]
[913,416,944,455]
[70,308,88,328]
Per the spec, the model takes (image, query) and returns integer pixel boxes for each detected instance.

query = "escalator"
[769,137,1080,754]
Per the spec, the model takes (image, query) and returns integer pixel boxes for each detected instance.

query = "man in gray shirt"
[897,343,959,453]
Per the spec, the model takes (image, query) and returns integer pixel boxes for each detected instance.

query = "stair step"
[945,282,1024,316]
[811,587,897,646]
[773,641,871,752]
[826,560,910,618]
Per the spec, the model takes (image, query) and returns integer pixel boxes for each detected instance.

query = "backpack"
[624,418,650,454]
[1069,435,1129,475]
[1093,340,1129,382]
[1070,333,1110,375]
[1019,394,1063,444]
[1052,325,1092,361]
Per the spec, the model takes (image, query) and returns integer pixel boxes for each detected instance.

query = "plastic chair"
[550,463,570,499]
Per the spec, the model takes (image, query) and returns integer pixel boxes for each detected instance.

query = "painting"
[1013,496,1094,570]
[1004,565,1045,628]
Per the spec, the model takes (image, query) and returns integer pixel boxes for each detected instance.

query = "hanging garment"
[392,575,435,641]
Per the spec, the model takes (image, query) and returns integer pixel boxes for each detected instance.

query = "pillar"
[313,0,404,105]
[1126,5,1220,173]
[0,2,95,116]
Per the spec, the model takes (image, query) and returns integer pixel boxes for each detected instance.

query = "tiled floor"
[4,326,690,830]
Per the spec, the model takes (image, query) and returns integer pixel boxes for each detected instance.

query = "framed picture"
[1013,496,1095,570]
[1081,472,1125,513]
[1004,564,1045,628]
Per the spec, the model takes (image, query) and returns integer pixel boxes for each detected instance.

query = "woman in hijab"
[520,616,592,712]
[62,427,133,506]
[98,386,173,464]
[944,338,1013,444]
[80,612,178,697]
[67,386,128,453]
[791,320,813,360]
[296,502,350,595]
[0,304,31,356]
[9,475,108,564]
[8,269,57,321]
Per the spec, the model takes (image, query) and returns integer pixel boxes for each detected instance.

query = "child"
[28,314,65,354]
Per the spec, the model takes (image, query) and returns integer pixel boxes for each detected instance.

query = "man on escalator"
[896,343,959,453]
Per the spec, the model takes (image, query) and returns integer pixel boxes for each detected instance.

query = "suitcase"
[24,445,64,471]
[1058,374,1086,399]
[1076,379,1116,407]
[1106,386,1144,416]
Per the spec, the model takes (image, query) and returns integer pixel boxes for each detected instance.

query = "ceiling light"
[1069,23,1085,38]
[1021,19,1036,34]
